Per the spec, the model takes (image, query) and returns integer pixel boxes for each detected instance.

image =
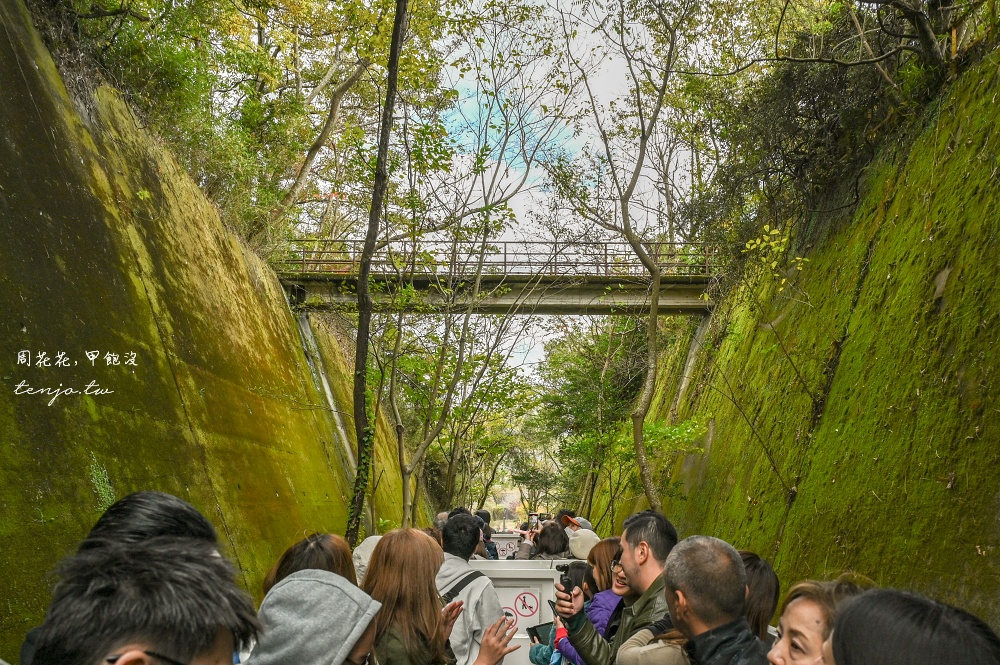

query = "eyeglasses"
[610,559,623,573]
[107,650,187,665]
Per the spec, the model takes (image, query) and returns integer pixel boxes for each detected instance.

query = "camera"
[556,563,574,594]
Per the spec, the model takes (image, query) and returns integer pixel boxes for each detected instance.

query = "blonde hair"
[362,529,447,662]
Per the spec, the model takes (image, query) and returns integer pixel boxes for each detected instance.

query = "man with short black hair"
[555,510,678,665]
[664,536,768,665]
[32,537,259,665]
[437,514,505,665]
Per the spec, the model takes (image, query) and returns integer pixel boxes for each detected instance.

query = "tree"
[346,0,408,548]
[548,0,700,510]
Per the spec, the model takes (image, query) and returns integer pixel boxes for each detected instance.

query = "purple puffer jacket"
[557,589,623,665]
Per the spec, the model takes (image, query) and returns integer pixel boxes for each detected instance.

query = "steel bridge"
[275,239,716,315]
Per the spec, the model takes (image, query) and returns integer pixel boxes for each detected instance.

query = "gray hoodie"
[246,569,382,665]
[436,554,504,665]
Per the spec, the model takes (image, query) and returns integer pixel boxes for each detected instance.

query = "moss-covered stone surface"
[0,2,410,659]
[609,52,1000,627]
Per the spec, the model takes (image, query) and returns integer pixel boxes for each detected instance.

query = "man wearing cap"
[562,514,593,532]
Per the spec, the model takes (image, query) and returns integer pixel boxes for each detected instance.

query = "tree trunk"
[270,59,369,222]
[345,0,408,547]
[631,266,662,511]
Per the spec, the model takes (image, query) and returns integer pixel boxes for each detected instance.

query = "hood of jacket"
[437,552,474,589]
[246,569,382,665]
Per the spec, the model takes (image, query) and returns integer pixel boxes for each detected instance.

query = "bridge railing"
[275,239,718,278]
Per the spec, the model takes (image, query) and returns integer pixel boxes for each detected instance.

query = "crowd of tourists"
[14,492,1000,665]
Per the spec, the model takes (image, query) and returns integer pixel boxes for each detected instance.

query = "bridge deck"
[276,240,716,315]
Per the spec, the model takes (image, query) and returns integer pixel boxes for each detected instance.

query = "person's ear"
[745,584,750,601]
[635,542,649,565]
[674,590,689,618]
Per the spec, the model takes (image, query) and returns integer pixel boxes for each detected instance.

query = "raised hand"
[442,600,465,641]
[475,616,520,665]
[554,583,584,618]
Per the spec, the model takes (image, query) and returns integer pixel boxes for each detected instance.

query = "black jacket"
[684,617,769,665]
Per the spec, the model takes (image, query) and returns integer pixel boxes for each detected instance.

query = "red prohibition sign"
[514,592,538,617]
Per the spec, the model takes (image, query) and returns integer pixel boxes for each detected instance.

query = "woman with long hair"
[364,529,451,665]
[553,539,628,665]
[262,532,356,595]
[739,551,780,645]
[363,528,519,665]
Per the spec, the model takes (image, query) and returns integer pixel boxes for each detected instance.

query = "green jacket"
[564,575,669,665]
[376,628,449,665]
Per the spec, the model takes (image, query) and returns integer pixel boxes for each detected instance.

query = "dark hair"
[622,510,678,563]
[535,523,570,556]
[566,561,591,598]
[476,509,491,525]
[422,527,443,546]
[739,551,780,641]
[442,513,480,560]
[262,533,356,595]
[80,491,218,551]
[448,507,471,518]
[32,537,258,665]
[833,588,1000,665]
[555,510,576,523]
[664,536,746,627]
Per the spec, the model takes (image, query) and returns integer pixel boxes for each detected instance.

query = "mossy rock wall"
[622,51,1000,626]
[0,3,411,659]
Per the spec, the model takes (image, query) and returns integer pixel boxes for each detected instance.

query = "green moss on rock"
[0,1,411,658]
[637,50,1000,628]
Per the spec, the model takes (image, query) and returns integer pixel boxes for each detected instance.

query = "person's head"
[442,513,481,560]
[80,491,218,552]
[448,506,471,518]
[562,515,594,532]
[536,522,570,556]
[262,533,356,595]
[32,537,257,665]
[555,509,576,525]
[828,588,1000,665]
[363,529,447,663]
[663,535,746,639]
[250,569,381,665]
[768,575,871,665]
[422,526,443,546]
[476,509,492,526]
[620,510,678,592]
[569,529,601,560]
[587,538,623,593]
[434,512,450,530]
[352,535,382,586]
[565,561,591,599]
[740,551,780,642]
